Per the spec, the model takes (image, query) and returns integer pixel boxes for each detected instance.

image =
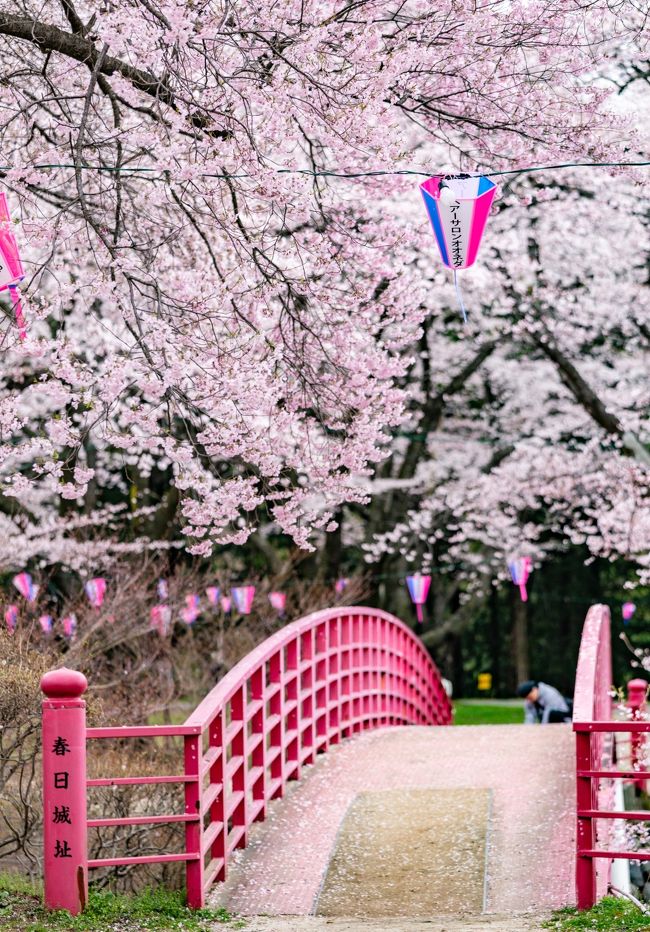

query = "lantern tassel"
[9,286,26,341]
[519,583,528,602]
[416,603,424,624]
[453,270,468,323]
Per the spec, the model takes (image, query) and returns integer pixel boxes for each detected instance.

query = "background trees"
[0,0,647,692]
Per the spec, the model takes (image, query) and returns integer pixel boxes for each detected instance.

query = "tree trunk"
[489,586,502,695]
[512,594,529,686]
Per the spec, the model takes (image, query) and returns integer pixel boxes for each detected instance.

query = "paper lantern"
[232,586,255,615]
[39,614,53,634]
[62,614,77,639]
[181,594,200,625]
[508,557,532,602]
[420,173,497,321]
[12,571,38,602]
[85,577,106,608]
[406,573,431,624]
[206,586,220,606]
[150,604,171,636]
[4,604,18,633]
[220,595,232,614]
[157,578,169,600]
[269,591,286,617]
[0,193,26,339]
[623,602,636,624]
[335,578,349,595]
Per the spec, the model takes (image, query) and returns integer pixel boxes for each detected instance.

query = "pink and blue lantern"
[406,574,431,624]
[39,614,53,634]
[335,578,349,595]
[150,604,171,636]
[232,586,255,615]
[420,174,497,321]
[220,595,232,614]
[4,603,18,633]
[85,577,106,608]
[0,193,27,340]
[269,591,286,617]
[181,594,200,625]
[157,578,169,600]
[206,586,220,606]
[623,602,636,624]
[508,556,533,602]
[62,614,77,639]
[12,571,38,603]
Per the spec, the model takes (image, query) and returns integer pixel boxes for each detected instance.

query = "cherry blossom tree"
[0,0,643,576]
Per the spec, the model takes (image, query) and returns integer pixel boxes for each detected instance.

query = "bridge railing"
[573,603,650,909]
[41,606,452,914]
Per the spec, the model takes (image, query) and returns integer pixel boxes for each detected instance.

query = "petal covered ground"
[210,724,574,922]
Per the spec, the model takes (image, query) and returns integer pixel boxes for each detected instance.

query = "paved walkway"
[210,725,574,922]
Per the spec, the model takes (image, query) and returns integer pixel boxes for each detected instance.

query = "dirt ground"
[238,915,550,931]
[316,789,490,918]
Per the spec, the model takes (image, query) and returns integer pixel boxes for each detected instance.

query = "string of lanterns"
[2,561,641,639]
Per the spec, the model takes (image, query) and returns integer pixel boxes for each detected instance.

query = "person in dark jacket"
[517,680,572,724]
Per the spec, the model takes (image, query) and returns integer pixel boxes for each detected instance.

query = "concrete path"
[238,917,549,931]
[210,724,574,922]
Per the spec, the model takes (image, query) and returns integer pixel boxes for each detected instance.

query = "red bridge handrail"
[41,605,451,913]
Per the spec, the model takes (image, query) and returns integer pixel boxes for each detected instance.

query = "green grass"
[0,873,241,931]
[546,897,650,930]
[453,700,524,725]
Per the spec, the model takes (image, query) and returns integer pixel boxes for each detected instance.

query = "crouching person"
[517,679,572,724]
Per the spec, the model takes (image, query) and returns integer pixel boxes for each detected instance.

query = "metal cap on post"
[41,668,89,915]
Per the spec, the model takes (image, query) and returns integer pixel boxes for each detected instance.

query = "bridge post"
[40,668,89,915]
[627,679,648,789]
[575,729,596,909]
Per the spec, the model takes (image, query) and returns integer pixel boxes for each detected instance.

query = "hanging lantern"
[622,602,636,624]
[269,591,287,617]
[62,614,77,639]
[206,586,220,606]
[12,571,38,603]
[181,594,200,625]
[4,603,18,633]
[150,604,171,636]
[39,614,53,634]
[335,577,349,595]
[0,193,26,339]
[220,595,232,614]
[420,173,497,321]
[232,586,255,615]
[157,578,169,600]
[508,556,533,602]
[406,574,431,626]
[85,577,106,608]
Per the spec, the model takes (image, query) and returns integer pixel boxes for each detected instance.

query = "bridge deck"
[210,724,574,921]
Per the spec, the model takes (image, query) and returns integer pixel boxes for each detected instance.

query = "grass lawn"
[453,700,524,725]
[0,873,240,931]
[546,897,650,930]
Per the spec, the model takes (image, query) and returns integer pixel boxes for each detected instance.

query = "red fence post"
[627,678,648,787]
[41,668,89,915]
[575,729,596,910]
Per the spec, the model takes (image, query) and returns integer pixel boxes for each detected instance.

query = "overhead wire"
[1,159,649,180]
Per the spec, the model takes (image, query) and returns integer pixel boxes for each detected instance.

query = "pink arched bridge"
[41,603,646,923]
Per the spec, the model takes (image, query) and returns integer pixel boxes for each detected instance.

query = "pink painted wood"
[41,668,90,915]
[573,603,614,910]
[43,605,451,912]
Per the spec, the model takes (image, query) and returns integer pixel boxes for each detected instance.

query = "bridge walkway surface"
[211,724,574,931]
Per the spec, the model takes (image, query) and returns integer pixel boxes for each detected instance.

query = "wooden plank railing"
[41,605,452,913]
